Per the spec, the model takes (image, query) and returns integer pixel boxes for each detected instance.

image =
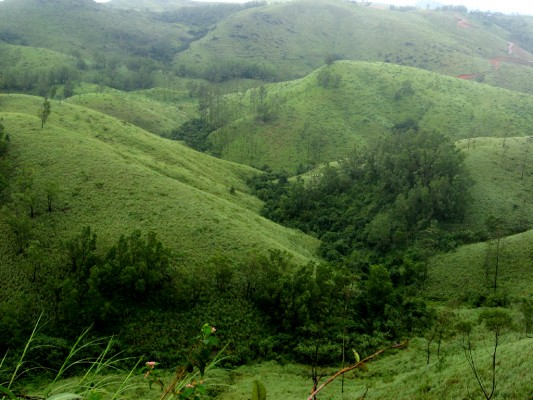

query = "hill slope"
[66,88,195,137]
[210,61,533,173]
[0,94,318,273]
[0,0,191,59]
[174,0,533,86]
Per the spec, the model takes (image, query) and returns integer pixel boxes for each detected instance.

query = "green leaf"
[251,380,267,400]
[46,393,84,400]
[352,349,360,363]
[0,385,17,400]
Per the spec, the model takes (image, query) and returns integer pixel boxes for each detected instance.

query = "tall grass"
[0,316,140,400]
[0,320,230,400]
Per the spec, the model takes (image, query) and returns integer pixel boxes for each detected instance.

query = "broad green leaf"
[352,349,360,363]
[251,380,267,400]
[0,385,17,399]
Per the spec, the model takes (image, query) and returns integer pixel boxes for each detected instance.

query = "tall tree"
[37,98,51,128]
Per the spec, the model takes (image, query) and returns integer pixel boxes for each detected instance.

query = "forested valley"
[0,0,532,399]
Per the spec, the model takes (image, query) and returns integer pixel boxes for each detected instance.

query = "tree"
[0,117,9,156]
[424,308,453,365]
[63,80,74,98]
[44,181,59,213]
[37,97,51,128]
[14,167,37,218]
[458,309,514,400]
[484,215,506,293]
[1,206,33,254]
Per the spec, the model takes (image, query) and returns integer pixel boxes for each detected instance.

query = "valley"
[0,1,532,399]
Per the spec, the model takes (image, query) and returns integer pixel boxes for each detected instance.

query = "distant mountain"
[0,0,191,59]
[174,0,533,91]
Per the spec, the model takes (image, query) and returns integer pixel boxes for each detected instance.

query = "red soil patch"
[458,73,480,80]
[456,15,473,29]
[457,42,533,80]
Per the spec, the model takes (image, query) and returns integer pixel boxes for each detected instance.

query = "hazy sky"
[86,0,531,15]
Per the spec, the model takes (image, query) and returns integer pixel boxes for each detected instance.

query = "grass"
[5,311,531,399]
[213,334,532,399]
[459,136,533,231]
[0,0,191,60]
[0,42,77,74]
[66,89,194,137]
[426,228,533,303]
[0,94,319,296]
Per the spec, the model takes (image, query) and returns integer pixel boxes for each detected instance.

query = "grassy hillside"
[0,0,191,59]
[426,228,533,303]
[423,137,533,303]
[210,61,533,173]
[174,0,530,82]
[458,136,533,231]
[106,0,194,11]
[0,41,77,74]
[213,335,532,399]
[66,88,195,137]
[0,94,318,271]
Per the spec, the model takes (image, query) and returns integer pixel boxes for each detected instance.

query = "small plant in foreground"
[1,322,224,400]
[145,324,224,400]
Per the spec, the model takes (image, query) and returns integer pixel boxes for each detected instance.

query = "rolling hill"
[1,1,532,397]
[173,0,533,88]
[209,61,533,173]
[66,88,195,137]
[0,94,318,278]
[0,0,191,60]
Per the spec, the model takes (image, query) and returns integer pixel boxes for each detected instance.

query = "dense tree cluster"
[251,129,472,261]
[0,218,432,370]
[56,228,176,332]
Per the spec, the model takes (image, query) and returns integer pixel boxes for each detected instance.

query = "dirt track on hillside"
[454,16,533,80]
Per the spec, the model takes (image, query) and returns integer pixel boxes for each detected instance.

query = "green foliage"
[55,228,175,332]
[256,129,471,261]
[172,118,213,152]
[141,324,224,400]
[316,69,342,89]
[0,118,9,205]
[0,118,8,157]
[37,97,51,128]
[251,380,266,400]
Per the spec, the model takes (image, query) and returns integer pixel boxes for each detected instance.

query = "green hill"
[0,0,191,60]
[0,94,318,271]
[458,136,533,231]
[174,0,533,84]
[426,228,533,303]
[66,88,195,137]
[106,0,194,11]
[209,61,533,173]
